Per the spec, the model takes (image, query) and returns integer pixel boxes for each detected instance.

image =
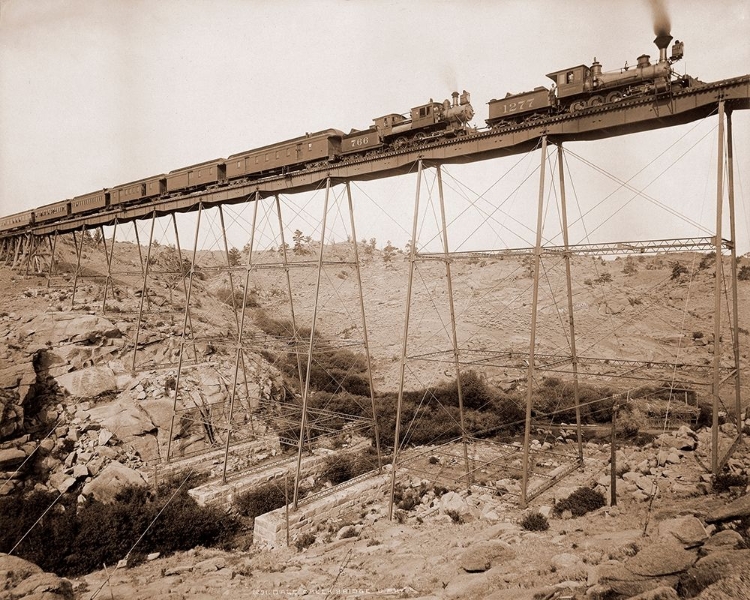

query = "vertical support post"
[557,144,584,464]
[285,472,290,548]
[610,402,618,506]
[134,222,145,276]
[132,211,157,371]
[47,231,58,288]
[725,110,742,444]
[345,182,382,470]
[389,160,423,520]
[11,236,22,269]
[221,264,251,483]
[171,213,198,362]
[23,234,35,276]
[70,226,85,308]
[521,135,548,508]
[293,178,331,509]
[101,222,117,314]
[221,193,260,482]
[711,103,725,475]
[436,166,471,483]
[275,195,312,453]
[167,205,203,463]
[275,195,306,393]
[218,204,253,418]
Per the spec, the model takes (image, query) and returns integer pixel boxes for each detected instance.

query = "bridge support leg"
[711,103,725,475]
[389,159,424,520]
[218,204,252,427]
[275,194,313,458]
[521,135,548,508]
[101,222,117,313]
[132,211,157,371]
[435,165,471,485]
[726,110,743,450]
[171,213,198,363]
[345,182,383,472]
[46,231,58,288]
[557,144,584,465]
[167,204,203,463]
[221,193,261,483]
[70,226,85,308]
[11,236,22,269]
[293,178,332,509]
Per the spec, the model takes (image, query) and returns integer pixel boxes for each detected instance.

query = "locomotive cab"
[546,65,591,99]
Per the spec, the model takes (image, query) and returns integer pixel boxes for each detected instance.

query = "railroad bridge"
[1,73,749,513]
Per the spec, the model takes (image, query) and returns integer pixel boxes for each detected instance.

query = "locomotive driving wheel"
[569,100,587,113]
[414,132,428,143]
[606,91,624,103]
[588,95,605,107]
[393,136,409,150]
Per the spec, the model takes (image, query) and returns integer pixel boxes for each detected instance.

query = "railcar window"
[308,143,312,151]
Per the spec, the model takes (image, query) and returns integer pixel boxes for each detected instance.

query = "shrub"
[520,511,549,531]
[670,261,689,280]
[553,487,605,517]
[445,509,464,524]
[294,533,316,551]
[712,472,749,493]
[0,484,238,578]
[214,286,258,308]
[739,265,750,281]
[339,526,358,539]
[234,481,287,519]
[321,448,378,485]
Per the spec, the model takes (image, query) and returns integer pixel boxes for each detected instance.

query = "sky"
[0,0,749,253]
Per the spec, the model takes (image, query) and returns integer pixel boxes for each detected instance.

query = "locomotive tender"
[0,33,700,234]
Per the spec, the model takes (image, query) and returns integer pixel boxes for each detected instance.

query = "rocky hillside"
[1,239,750,599]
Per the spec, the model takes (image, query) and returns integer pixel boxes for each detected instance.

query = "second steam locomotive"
[1,34,698,234]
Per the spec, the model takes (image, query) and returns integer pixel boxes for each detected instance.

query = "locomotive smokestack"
[654,33,673,63]
[452,91,459,107]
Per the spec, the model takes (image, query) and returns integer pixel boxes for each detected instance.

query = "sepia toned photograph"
[0,1,749,598]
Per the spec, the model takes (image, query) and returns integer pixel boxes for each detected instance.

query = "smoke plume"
[649,0,671,36]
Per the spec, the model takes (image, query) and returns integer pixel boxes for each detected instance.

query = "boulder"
[88,396,157,439]
[82,461,148,504]
[678,550,750,598]
[0,553,72,600]
[700,530,744,555]
[628,587,680,600]
[0,447,26,470]
[459,540,516,572]
[597,562,678,597]
[625,541,696,577]
[657,516,708,548]
[706,493,750,523]
[440,491,470,518]
[55,365,118,398]
[20,313,121,346]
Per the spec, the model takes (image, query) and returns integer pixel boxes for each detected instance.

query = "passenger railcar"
[166,160,226,193]
[110,175,165,206]
[71,190,108,215]
[226,129,344,180]
[0,210,34,232]
[35,200,71,223]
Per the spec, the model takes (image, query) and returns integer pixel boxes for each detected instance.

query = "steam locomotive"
[486,34,692,127]
[1,34,699,234]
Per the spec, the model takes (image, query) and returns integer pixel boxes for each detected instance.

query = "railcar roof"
[227,129,345,159]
